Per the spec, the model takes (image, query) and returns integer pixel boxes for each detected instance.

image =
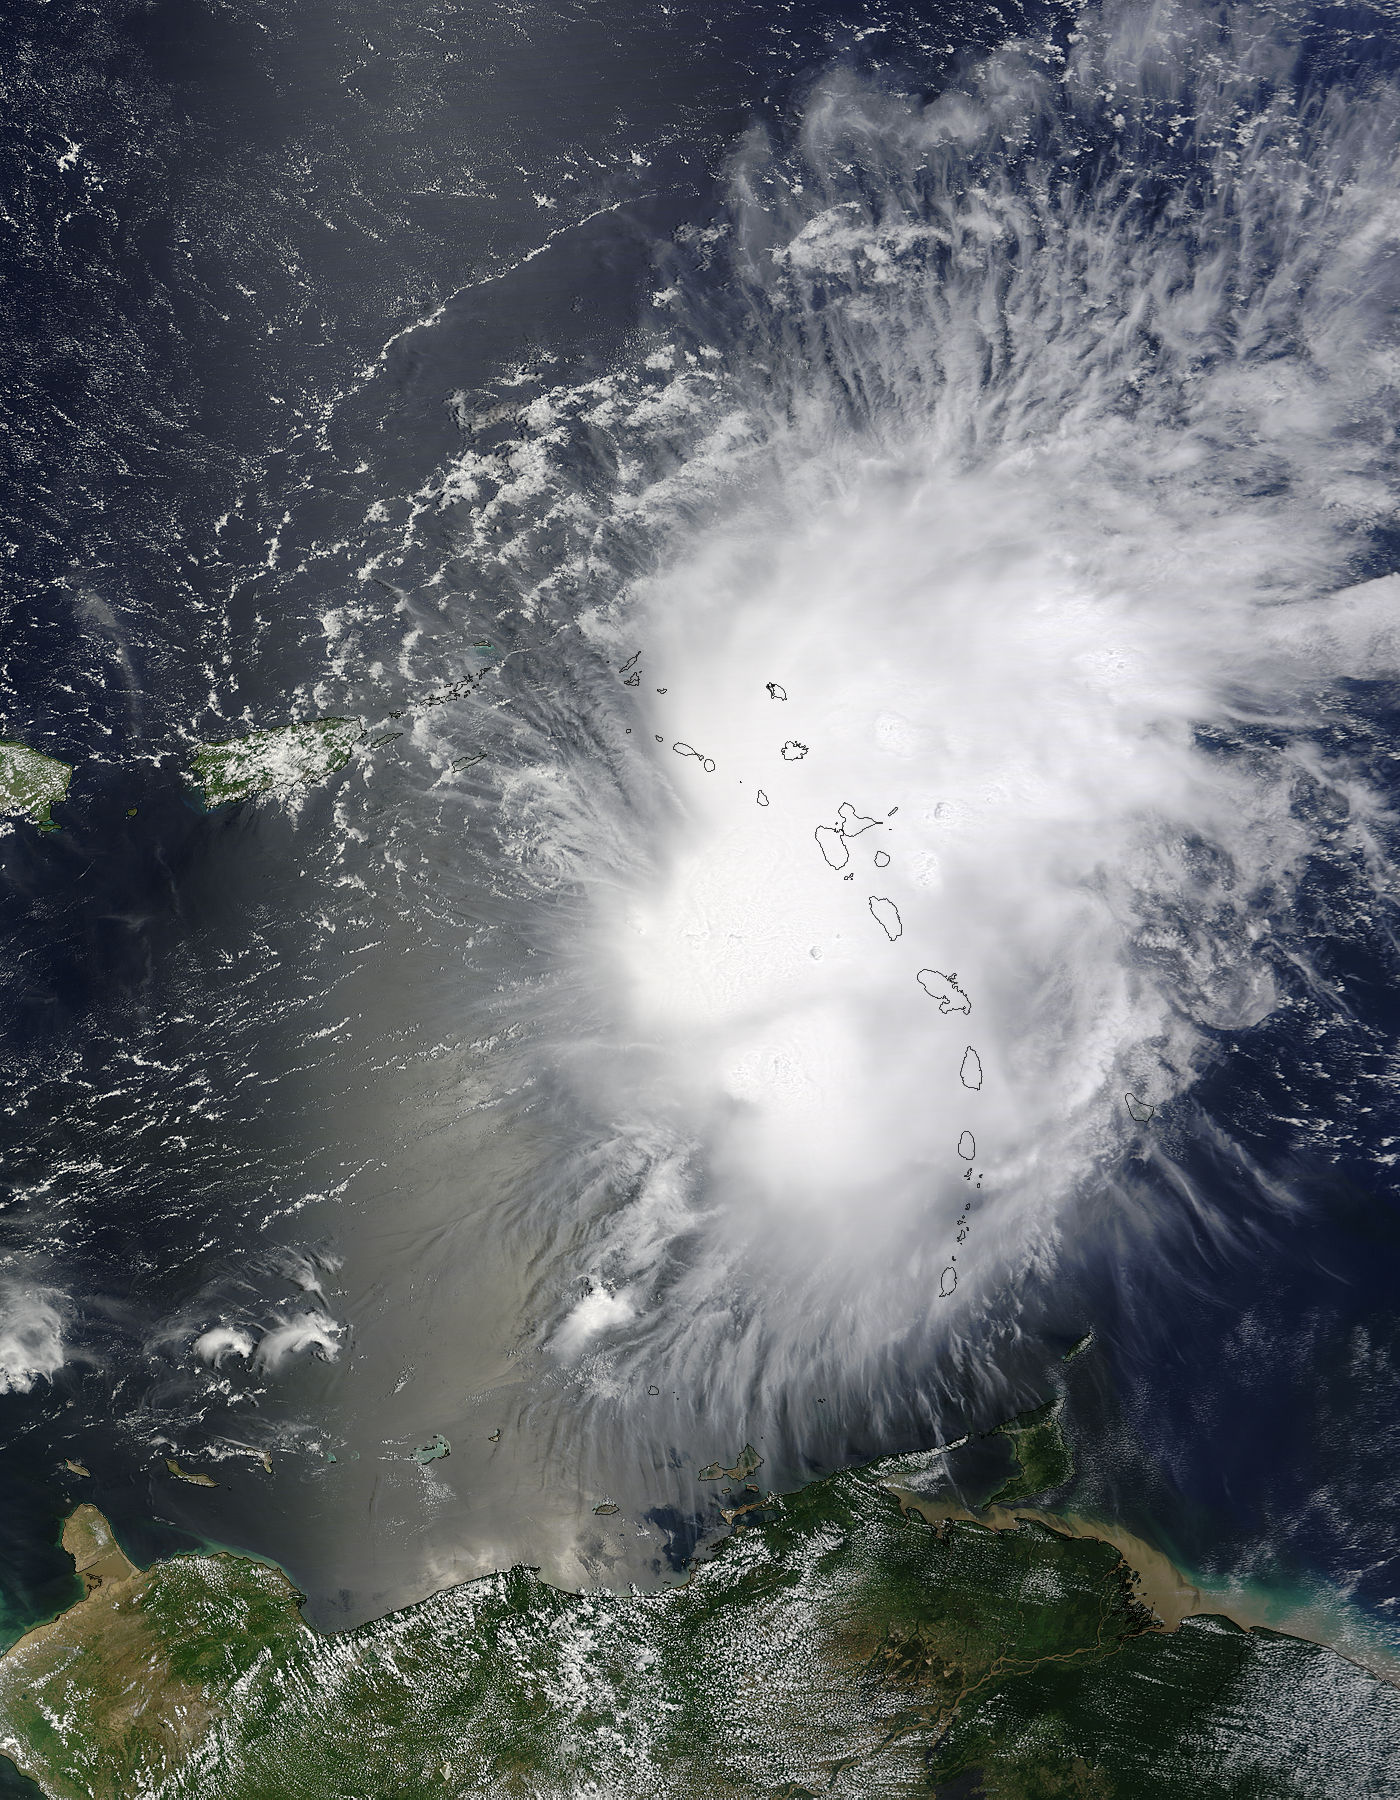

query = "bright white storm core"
[49,0,1400,1617]
[380,0,1400,1459]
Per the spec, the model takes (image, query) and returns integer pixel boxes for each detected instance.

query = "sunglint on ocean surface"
[1,0,1400,1792]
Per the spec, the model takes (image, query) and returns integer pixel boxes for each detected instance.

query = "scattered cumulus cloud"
[194,1325,256,1366]
[0,1284,66,1395]
[254,1310,345,1370]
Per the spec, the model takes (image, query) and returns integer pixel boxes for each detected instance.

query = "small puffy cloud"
[193,1326,256,1367]
[552,1286,635,1360]
[0,1285,65,1395]
[254,1311,344,1371]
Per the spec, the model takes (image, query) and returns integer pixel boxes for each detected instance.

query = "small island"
[868,895,903,941]
[697,1443,763,1482]
[164,1459,218,1488]
[917,968,973,1016]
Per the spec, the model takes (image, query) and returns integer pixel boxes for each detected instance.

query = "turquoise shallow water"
[2,0,1400,1719]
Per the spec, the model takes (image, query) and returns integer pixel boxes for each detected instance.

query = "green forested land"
[188,719,361,805]
[0,1458,1395,1800]
[984,1400,1075,1507]
[0,743,72,830]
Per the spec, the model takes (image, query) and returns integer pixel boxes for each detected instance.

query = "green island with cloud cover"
[188,719,363,807]
[1,1442,1395,1800]
[0,718,366,832]
[0,742,73,831]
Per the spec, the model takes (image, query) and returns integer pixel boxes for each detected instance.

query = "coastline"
[0,1509,140,1665]
[894,1491,1400,1688]
[3,1471,1398,1798]
[8,1476,1394,1687]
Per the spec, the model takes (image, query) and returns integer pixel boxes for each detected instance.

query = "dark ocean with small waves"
[2,0,1400,1716]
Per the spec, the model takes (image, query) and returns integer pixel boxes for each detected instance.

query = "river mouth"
[1,0,1399,1663]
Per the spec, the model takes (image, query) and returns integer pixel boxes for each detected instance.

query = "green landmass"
[0,742,73,831]
[1,1459,1396,1800]
[984,1399,1075,1508]
[188,719,362,806]
[698,1442,763,1481]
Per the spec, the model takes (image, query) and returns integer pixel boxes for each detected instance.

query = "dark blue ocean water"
[0,0,1054,1631]
[2,0,1400,1698]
